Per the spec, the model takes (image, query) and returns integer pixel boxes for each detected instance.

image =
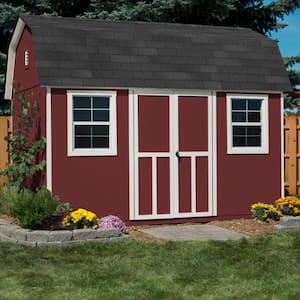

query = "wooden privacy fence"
[0,116,11,187]
[285,115,300,195]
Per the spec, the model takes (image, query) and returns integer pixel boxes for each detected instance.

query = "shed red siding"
[51,89,130,220]
[13,26,39,91]
[217,92,282,218]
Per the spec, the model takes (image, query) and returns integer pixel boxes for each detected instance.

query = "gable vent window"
[24,49,29,67]
[67,90,117,156]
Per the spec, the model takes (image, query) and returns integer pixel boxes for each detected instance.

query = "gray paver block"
[27,230,50,242]
[280,216,300,227]
[0,219,10,225]
[72,229,97,240]
[0,224,21,237]
[10,228,31,241]
[48,230,73,242]
[96,228,121,238]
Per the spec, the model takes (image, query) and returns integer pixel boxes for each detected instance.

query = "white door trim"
[129,89,216,220]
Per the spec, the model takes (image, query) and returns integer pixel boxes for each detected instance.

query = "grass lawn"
[1,231,300,300]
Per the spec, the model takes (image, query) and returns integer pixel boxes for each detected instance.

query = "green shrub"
[0,186,20,215]
[10,187,59,229]
[251,202,282,222]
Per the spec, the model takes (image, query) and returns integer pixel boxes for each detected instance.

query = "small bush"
[251,202,282,222]
[99,215,127,233]
[63,208,99,229]
[0,186,20,215]
[276,196,300,216]
[10,187,59,229]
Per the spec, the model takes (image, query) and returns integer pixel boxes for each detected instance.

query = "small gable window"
[67,90,117,156]
[24,49,29,67]
[227,94,269,154]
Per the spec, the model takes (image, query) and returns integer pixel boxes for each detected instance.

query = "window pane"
[233,126,246,135]
[233,136,246,147]
[75,137,91,148]
[92,125,109,135]
[73,96,91,108]
[232,99,246,110]
[93,110,109,121]
[92,137,109,148]
[248,112,260,122]
[75,125,91,135]
[232,112,246,122]
[74,110,91,121]
[247,126,261,136]
[93,97,109,108]
[247,136,261,146]
[248,100,262,110]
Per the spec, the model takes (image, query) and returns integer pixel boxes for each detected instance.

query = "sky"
[266,3,300,70]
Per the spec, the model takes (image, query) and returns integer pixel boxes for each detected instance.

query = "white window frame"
[67,90,117,156]
[227,93,269,154]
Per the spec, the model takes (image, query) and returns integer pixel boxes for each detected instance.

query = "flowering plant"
[98,215,127,233]
[251,202,282,222]
[276,196,300,216]
[63,208,99,229]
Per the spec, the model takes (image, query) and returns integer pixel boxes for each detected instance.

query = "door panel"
[138,158,152,215]
[196,157,209,212]
[178,157,192,213]
[138,95,169,152]
[178,96,208,151]
[157,158,171,214]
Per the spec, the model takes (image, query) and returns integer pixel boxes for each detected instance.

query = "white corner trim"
[226,93,269,154]
[46,87,52,192]
[280,92,285,197]
[4,18,25,100]
[128,89,135,220]
[212,91,217,216]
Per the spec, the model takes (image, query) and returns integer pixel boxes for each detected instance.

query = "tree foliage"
[0,0,300,105]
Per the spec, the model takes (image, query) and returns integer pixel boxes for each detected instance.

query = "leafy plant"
[63,208,99,229]
[1,92,46,190]
[251,202,282,222]
[99,215,127,233]
[276,196,300,216]
[0,185,19,215]
[9,187,59,229]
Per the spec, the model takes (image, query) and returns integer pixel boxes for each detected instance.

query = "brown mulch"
[127,218,278,243]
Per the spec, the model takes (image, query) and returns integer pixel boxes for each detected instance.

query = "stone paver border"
[0,218,129,246]
[275,216,300,231]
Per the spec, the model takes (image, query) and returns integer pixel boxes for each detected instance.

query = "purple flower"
[99,215,127,233]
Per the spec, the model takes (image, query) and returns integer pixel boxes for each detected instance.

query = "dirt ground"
[127,218,278,243]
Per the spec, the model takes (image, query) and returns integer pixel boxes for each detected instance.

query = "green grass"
[1,231,300,300]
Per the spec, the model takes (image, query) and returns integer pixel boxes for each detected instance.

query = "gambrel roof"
[8,14,292,95]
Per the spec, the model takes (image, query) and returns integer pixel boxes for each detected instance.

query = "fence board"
[0,116,11,187]
[284,116,300,195]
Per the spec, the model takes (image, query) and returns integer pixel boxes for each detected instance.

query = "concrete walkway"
[139,224,247,241]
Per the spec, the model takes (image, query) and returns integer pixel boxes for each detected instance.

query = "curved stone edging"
[0,218,129,246]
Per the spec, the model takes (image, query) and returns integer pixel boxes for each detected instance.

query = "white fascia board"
[4,18,25,100]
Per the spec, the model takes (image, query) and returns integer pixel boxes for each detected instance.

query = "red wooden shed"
[5,15,291,223]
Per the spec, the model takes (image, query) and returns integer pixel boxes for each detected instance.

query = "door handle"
[176,151,181,159]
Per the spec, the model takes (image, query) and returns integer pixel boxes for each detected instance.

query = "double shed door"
[132,92,214,220]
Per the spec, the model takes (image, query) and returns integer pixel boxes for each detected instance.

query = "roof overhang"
[4,17,25,100]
